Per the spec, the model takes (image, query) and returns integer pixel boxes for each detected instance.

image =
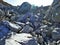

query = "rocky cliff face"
[0,0,12,6]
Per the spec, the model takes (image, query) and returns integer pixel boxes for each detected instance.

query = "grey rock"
[37,35,44,45]
[17,15,27,23]
[52,28,60,40]
[21,25,33,33]
[18,2,31,14]
[8,21,22,32]
[5,33,38,45]
[0,9,5,17]
[26,38,38,45]
[15,22,25,28]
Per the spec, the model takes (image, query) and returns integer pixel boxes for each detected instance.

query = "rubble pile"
[0,0,60,45]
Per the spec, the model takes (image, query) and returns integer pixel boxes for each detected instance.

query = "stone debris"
[0,0,60,45]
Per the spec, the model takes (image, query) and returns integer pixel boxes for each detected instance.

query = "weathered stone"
[6,33,33,45]
[17,15,27,23]
[21,25,33,33]
[52,28,60,40]
[18,2,31,14]
[8,21,22,32]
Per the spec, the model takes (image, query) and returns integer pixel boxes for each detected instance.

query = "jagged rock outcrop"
[44,0,60,22]
[18,2,31,14]
[0,0,12,6]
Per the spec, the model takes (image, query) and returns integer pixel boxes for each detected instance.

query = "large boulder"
[0,21,11,45]
[8,22,22,32]
[18,2,31,14]
[3,20,22,33]
[21,25,33,33]
[17,15,28,23]
[52,28,60,40]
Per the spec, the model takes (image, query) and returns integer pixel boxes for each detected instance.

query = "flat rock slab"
[5,33,38,45]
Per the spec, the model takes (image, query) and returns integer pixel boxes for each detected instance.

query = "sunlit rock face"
[5,33,38,45]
